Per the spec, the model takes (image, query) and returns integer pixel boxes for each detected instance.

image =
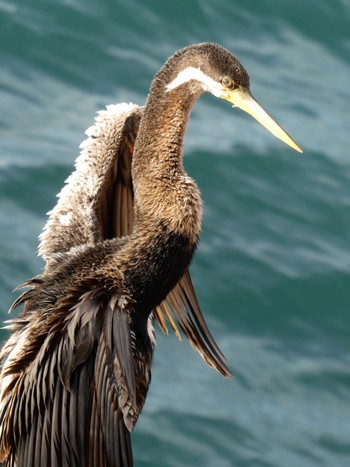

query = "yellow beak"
[225,87,303,153]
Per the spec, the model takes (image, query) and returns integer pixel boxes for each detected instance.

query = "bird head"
[165,42,302,153]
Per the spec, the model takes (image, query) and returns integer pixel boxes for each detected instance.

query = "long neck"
[118,73,203,313]
[131,72,202,238]
[133,88,192,179]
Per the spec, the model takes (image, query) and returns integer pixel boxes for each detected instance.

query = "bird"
[0,42,302,467]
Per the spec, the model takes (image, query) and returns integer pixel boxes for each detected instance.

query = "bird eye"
[221,76,235,89]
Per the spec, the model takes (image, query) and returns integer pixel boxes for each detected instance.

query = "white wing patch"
[147,315,156,349]
[59,212,72,226]
[165,67,223,97]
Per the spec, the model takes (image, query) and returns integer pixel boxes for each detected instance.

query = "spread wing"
[0,282,146,466]
[38,103,230,377]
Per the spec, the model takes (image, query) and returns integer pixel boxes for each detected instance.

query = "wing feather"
[38,103,143,259]
[0,289,138,466]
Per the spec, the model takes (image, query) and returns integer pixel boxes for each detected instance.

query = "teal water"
[1,0,350,465]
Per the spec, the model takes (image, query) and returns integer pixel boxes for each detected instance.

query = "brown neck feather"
[114,66,204,310]
[131,69,203,240]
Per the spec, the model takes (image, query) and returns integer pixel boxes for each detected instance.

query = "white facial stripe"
[165,67,224,97]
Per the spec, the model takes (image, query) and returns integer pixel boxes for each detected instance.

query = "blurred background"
[0,0,349,465]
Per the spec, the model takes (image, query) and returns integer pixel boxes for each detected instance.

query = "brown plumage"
[0,42,301,467]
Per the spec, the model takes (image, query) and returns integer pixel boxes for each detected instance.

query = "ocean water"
[1,0,350,466]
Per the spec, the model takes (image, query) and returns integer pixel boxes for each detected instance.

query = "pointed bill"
[225,87,303,153]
